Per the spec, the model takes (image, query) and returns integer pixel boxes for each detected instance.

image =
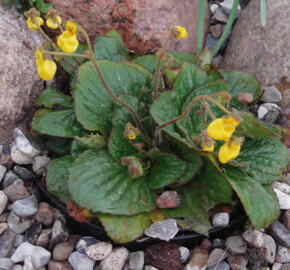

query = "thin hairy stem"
[41,50,90,59]
[203,101,216,120]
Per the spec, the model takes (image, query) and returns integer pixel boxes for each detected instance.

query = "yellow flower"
[35,49,57,81]
[27,16,44,31]
[46,15,62,29]
[218,140,241,164]
[57,21,79,53]
[202,140,214,152]
[172,26,187,39]
[207,116,240,142]
[124,123,139,141]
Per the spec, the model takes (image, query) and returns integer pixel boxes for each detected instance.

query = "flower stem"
[196,0,206,54]
[41,50,90,59]
[77,25,152,144]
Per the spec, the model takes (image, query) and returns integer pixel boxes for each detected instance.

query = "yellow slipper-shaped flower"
[218,140,241,164]
[27,16,44,31]
[35,49,57,81]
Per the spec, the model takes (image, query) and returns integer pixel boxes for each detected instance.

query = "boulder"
[0,7,44,143]
[222,0,290,85]
[46,0,210,54]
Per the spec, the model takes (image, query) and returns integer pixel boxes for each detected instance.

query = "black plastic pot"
[35,179,246,251]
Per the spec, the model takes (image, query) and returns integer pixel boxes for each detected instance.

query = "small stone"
[207,248,228,267]
[0,229,16,257]
[227,254,248,270]
[144,266,159,270]
[209,24,223,39]
[276,246,290,263]
[0,222,8,234]
[128,251,144,270]
[200,238,212,251]
[13,128,40,159]
[274,189,290,210]
[283,210,290,229]
[36,229,51,248]
[14,234,27,248]
[260,86,282,103]
[25,224,42,244]
[11,145,33,165]
[11,195,38,218]
[12,265,23,270]
[144,219,179,241]
[11,242,51,268]
[68,251,95,270]
[237,93,254,104]
[156,191,181,209]
[212,55,223,68]
[207,261,230,270]
[281,263,290,270]
[179,246,190,263]
[53,238,77,261]
[75,236,99,254]
[0,258,14,270]
[24,256,36,270]
[213,8,228,23]
[7,211,34,234]
[210,3,219,14]
[100,247,129,270]
[0,191,8,215]
[4,183,30,202]
[35,202,54,226]
[2,171,18,188]
[272,263,282,270]
[213,238,226,249]
[220,0,241,16]
[85,242,112,261]
[13,165,34,181]
[242,228,264,248]
[184,247,208,270]
[258,103,282,123]
[0,212,9,222]
[212,212,230,227]
[0,165,7,183]
[32,156,50,175]
[49,220,69,249]
[48,260,73,270]
[272,182,290,195]
[262,233,277,264]
[205,33,219,51]
[225,236,247,254]
[52,208,66,224]
[269,221,290,248]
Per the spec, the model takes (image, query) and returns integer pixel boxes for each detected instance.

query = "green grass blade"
[260,0,266,27]
[196,0,206,55]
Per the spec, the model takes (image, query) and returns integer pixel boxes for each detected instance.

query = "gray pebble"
[11,195,38,218]
[49,220,69,249]
[281,263,290,270]
[258,103,281,123]
[11,265,24,270]
[76,236,99,254]
[129,251,144,270]
[260,86,282,103]
[242,228,264,248]
[100,247,129,270]
[32,156,50,175]
[14,234,28,248]
[207,261,230,270]
[273,189,290,210]
[0,258,14,270]
[179,246,190,263]
[0,165,7,183]
[144,219,179,241]
[25,224,42,244]
[227,254,248,270]
[68,251,95,270]
[213,238,226,249]
[0,191,8,215]
[225,235,247,254]
[272,263,282,270]
[13,166,34,181]
[212,212,230,227]
[23,256,36,270]
[2,171,18,188]
[7,211,34,234]
[144,266,159,270]
[262,233,276,264]
[269,221,290,248]
[85,242,112,261]
[0,229,16,258]
[276,246,290,264]
[11,145,33,165]
[207,248,228,267]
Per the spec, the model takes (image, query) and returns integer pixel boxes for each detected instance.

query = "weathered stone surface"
[184,247,208,270]
[46,0,209,54]
[222,0,290,85]
[144,219,179,241]
[0,7,44,143]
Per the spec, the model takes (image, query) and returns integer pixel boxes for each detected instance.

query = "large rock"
[222,0,290,85]
[0,7,44,143]
[46,0,210,54]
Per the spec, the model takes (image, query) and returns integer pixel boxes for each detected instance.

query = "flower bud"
[172,26,187,39]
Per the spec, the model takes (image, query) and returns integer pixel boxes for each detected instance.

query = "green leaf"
[177,214,212,236]
[75,61,149,136]
[224,166,280,228]
[32,109,85,138]
[69,150,156,215]
[47,156,73,203]
[169,52,199,66]
[220,70,261,109]
[74,134,105,150]
[177,80,228,141]
[108,129,138,161]
[132,55,164,74]
[97,213,151,243]
[235,112,281,139]
[94,33,129,61]
[235,138,289,183]
[149,153,186,189]
[40,135,72,156]
[36,87,72,108]
[71,140,86,159]
[106,29,124,45]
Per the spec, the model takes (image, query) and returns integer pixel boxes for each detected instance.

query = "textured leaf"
[32,109,85,137]
[36,87,72,108]
[221,70,261,109]
[40,135,72,155]
[69,150,156,215]
[177,214,212,236]
[224,166,280,228]
[74,134,105,150]
[177,80,228,140]
[169,52,199,66]
[132,55,164,74]
[235,138,289,183]
[94,34,129,61]
[71,140,86,159]
[108,129,138,161]
[46,156,73,203]
[235,112,281,139]
[97,213,151,243]
[148,153,187,189]
[106,29,124,45]
[75,61,148,136]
